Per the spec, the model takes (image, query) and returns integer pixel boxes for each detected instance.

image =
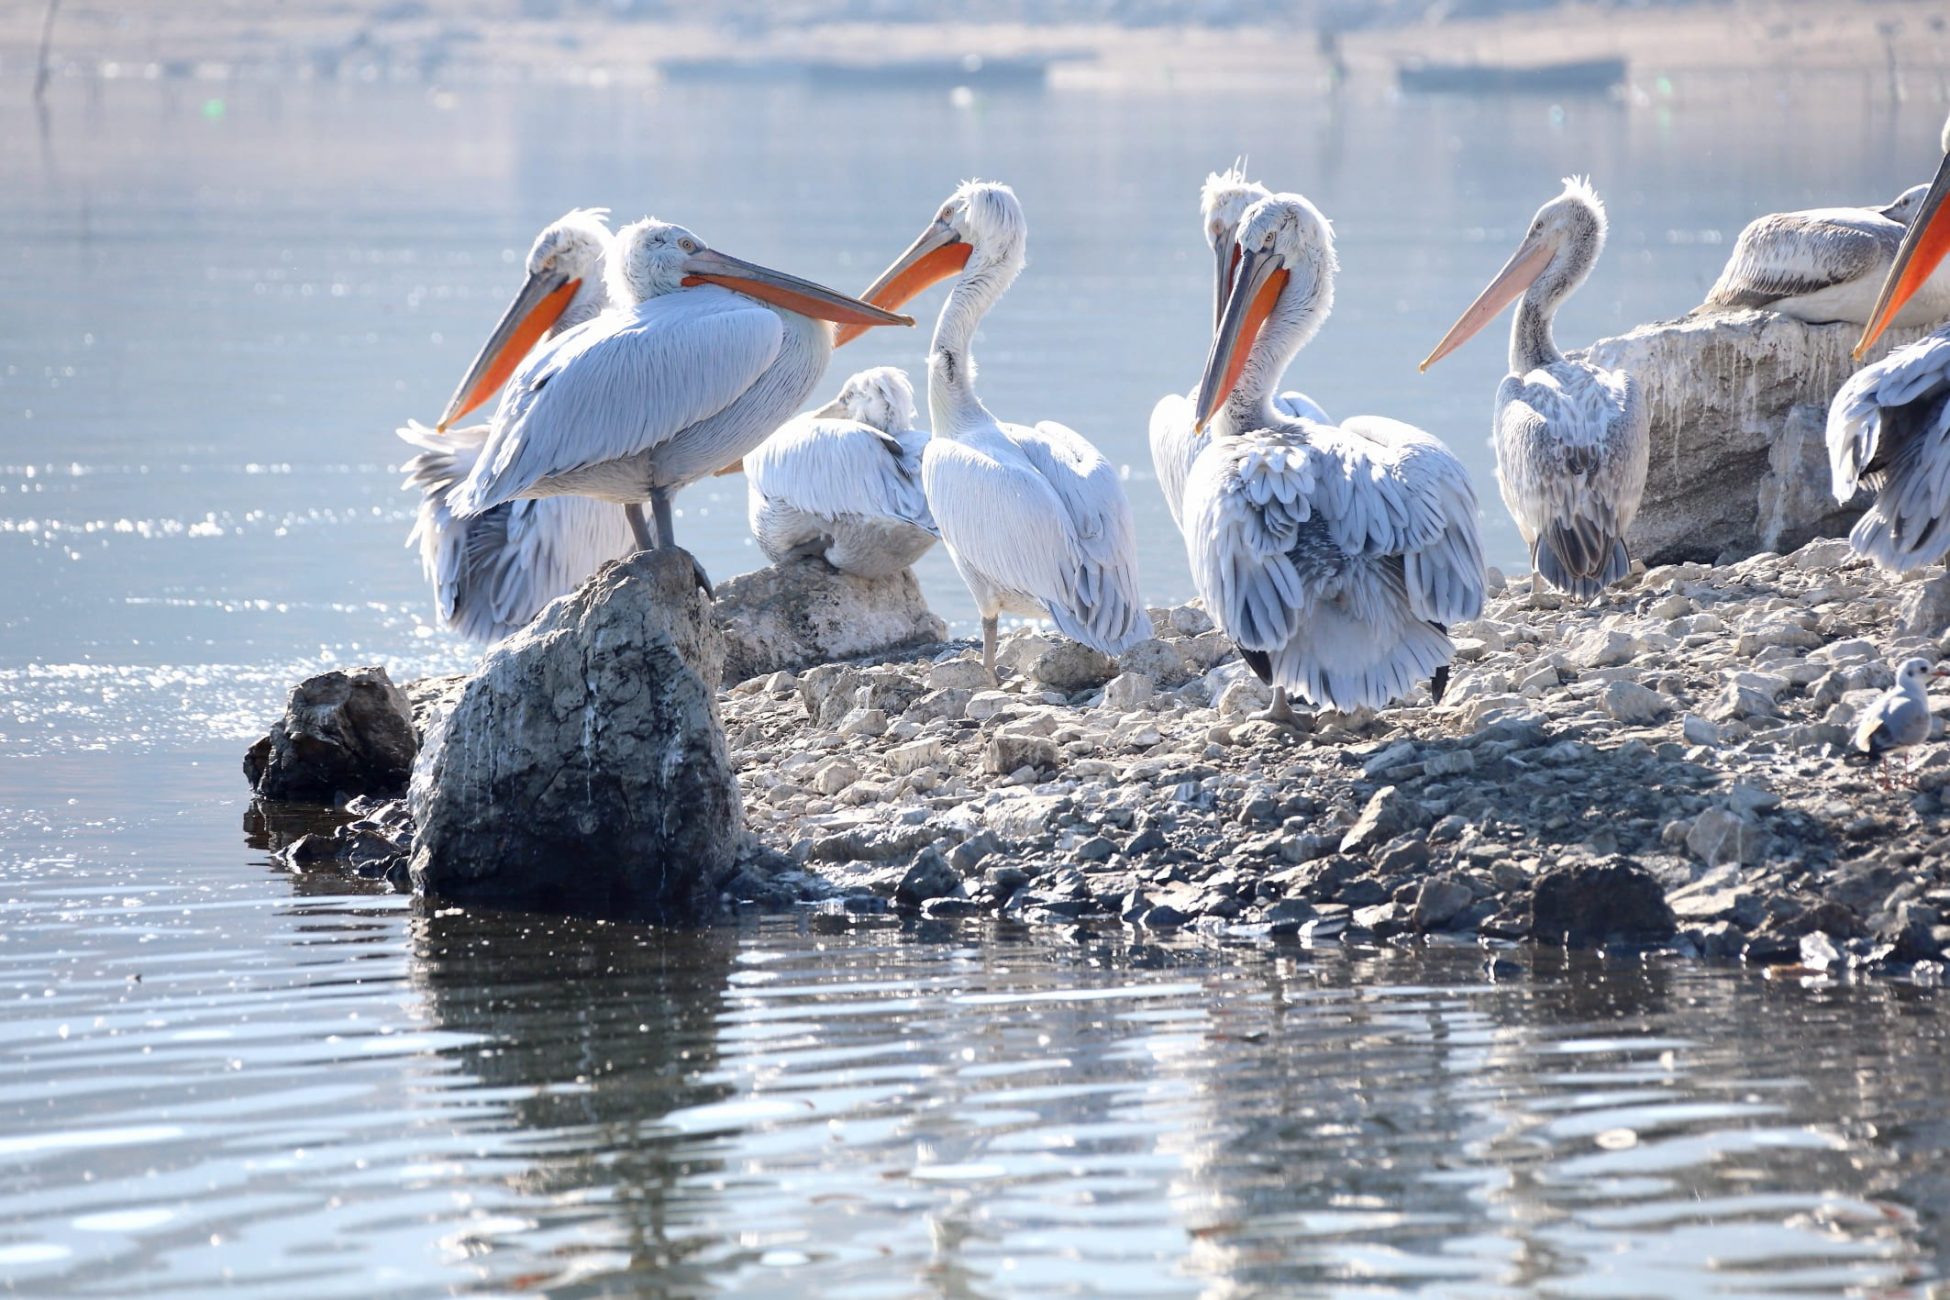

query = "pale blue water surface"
[3,71,1950,1296]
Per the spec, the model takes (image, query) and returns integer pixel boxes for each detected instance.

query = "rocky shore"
[252,536,1950,980]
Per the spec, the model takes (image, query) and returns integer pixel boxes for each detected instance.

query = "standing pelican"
[1829,131,1950,572]
[737,365,938,576]
[398,208,635,642]
[1151,166,1330,534]
[836,181,1146,674]
[1186,193,1485,717]
[446,217,913,588]
[1698,116,1950,326]
[1421,177,1648,599]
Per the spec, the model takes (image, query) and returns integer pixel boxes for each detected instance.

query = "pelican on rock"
[839,181,1147,674]
[446,216,912,591]
[1186,192,1485,719]
[1421,177,1648,600]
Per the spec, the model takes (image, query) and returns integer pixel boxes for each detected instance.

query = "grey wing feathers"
[1829,330,1950,572]
[747,415,935,534]
[1854,690,1930,755]
[1703,210,1897,312]
[1022,422,1148,654]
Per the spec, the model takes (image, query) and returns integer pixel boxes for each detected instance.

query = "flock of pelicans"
[393,114,1950,763]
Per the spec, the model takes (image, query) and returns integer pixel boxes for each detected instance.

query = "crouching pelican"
[1187,193,1485,718]
[446,216,913,590]
[1698,115,1950,327]
[399,208,634,642]
[837,181,1147,674]
[1151,165,1331,534]
[1829,131,1950,571]
[735,365,938,576]
[1421,177,1648,600]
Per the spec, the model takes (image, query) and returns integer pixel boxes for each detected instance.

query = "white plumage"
[1829,326,1950,572]
[1151,166,1330,535]
[446,217,909,573]
[850,181,1146,672]
[400,208,637,643]
[1424,178,1648,600]
[743,366,938,576]
[1854,657,1939,759]
[1185,194,1485,716]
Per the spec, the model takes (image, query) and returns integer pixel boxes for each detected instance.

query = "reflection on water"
[1,783,1946,1296]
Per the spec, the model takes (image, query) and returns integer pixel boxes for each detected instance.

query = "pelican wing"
[1703,209,1899,312]
[1829,329,1950,572]
[1275,390,1331,425]
[1492,362,1649,599]
[746,414,935,533]
[453,287,785,515]
[924,422,1146,655]
[1148,392,1197,533]
[400,420,635,642]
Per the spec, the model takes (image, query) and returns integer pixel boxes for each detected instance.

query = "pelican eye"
[678,237,700,253]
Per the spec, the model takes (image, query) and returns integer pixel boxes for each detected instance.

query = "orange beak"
[1193,244,1289,431]
[1419,234,1554,372]
[833,219,974,348]
[711,459,745,478]
[1856,149,1950,358]
[437,269,581,430]
[679,248,911,335]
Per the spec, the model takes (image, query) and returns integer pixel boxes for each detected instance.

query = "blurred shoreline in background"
[2,0,1947,99]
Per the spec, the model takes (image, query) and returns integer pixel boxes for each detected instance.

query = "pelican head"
[836,180,1026,346]
[436,207,614,430]
[605,216,912,339]
[1192,192,1338,431]
[824,365,918,433]
[1856,126,1950,357]
[1201,162,1272,325]
[1420,176,1607,372]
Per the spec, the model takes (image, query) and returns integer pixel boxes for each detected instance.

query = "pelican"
[836,181,1146,674]
[1151,165,1331,534]
[1697,116,1950,327]
[1420,177,1648,599]
[736,365,938,576]
[1185,193,1485,718]
[398,208,634,643]
[446,216,913,589]
[1829,133,1950,572]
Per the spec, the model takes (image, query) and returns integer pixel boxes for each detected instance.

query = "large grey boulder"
[713,556,946,687]
[1578,311,1928,564]
[244,665,418,803]
[409,550,742,924]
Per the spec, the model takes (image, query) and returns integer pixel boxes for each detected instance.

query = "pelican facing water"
[400,208,634,643]
[1422,177,1648,600]
[738,366,938,577]
[1698,115,1950,328]
[1185,193,1485,718]
[1829,130,1950,572]
[446,217,912,589]
[840,181,1146,674]
[1151,165,1331,535]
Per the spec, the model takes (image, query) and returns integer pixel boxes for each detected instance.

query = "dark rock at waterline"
[714,555,946,687]
[243,665,417,803]
[409,550,743,925]
[1530,858,1677,946]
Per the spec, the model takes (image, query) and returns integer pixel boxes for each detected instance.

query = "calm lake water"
[5,71,1950,1295]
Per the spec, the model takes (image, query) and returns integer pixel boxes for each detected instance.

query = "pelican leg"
[1254,686,1304,728]
[624,504,656,552]
[648,486,713,597]
[982,616,999,677]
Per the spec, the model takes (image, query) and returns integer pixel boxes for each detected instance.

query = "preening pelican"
[399,208,634,643]
[737,365,938,576]
[1421,177,1648,600]
[1829,136,1950,572]
[447,217,912,588]
[1699,116,1950,327]
[1185,193,1485,717]
[838,181,1147,674]
[1151,166,1331,534]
